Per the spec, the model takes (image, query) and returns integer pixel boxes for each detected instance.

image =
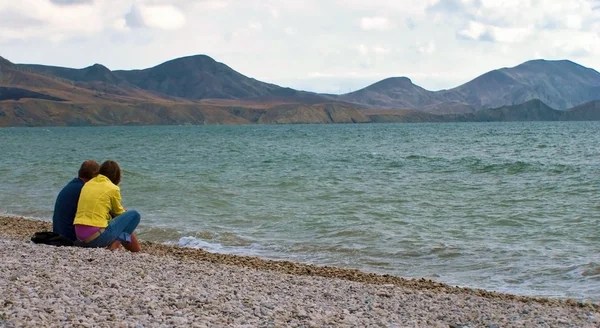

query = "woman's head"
[99,160,121,185]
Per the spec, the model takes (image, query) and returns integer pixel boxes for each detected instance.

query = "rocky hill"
[443,60,600,110]
[450,99,562,122]
[364,99,600,123]
[341,60,600,112]
[562,100,600,121]
[2,54,600,126]
[339,77,442,111]
[0,56,13,67]
[114,55,289,100]
[21,63,128,86]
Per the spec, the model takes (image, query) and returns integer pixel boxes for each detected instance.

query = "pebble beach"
[1,215,599,327]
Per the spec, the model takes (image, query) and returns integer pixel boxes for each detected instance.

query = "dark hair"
[99,160,121,185]
[78,160,99,181]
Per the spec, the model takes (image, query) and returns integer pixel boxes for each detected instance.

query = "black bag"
[31,231,74,247]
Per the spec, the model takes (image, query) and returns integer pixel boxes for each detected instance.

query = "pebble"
[0,218,599,327]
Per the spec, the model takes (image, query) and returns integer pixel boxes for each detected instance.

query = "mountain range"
[1,54,599,126]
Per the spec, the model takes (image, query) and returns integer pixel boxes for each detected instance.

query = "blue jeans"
[83,210,140,248]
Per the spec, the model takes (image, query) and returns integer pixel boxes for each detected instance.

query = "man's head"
[78,160,100,182]
[98,160,121,185]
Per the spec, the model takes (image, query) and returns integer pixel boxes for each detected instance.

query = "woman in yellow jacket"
[73,160,141,252]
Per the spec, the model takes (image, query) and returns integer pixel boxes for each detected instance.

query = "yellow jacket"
[74,174,126,228]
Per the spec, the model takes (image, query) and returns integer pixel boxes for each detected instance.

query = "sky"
[1,0,599,94]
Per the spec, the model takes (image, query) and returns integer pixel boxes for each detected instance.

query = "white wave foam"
[177,236,269,258]
[0,211,51,222]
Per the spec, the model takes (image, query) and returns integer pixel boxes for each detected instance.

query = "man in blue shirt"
[52,160,99,242]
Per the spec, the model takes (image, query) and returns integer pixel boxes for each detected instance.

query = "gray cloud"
[479,31,495,42]
[125,5,145,29]
[0,10,45,28]
[50,0,93,5]
[457,30,495,42]
[545,44,592,58]
[540,18,560,30]
[406,17,415,30]
[427,0,477,15]
[123,4,187,30]
[426,0,516,28]
[568,48,591,57]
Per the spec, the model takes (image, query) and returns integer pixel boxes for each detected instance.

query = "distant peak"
[164,54,216,64]
[85,63,110,70]
[185,54,214,60]
[381,76,412,83]
[149,54,220,71]
[522,98,546,105]
[0,55,13,66]
[515,58,580,69]
[367,76,415,89]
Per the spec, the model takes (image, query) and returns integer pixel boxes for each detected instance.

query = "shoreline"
[1,215,597,311]
[2,215,600,327]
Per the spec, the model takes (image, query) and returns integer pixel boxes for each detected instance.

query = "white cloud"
[434,0,598,32]
[355,44,390,55]
[0,0,106,40]
[112,18,129,32]
[458,21,533,43]
[49,34,66,43]
[565,14,583,29]
[357,44,369,55]
[249,22,263,31]
[418,41,436,54]
[548,30,600,56]
[194,1,230,10]
[126,4,186,30]
[491,26,533,43]
[50,0,93,5]
[307,72,336,78]
[284,27,297,36]
[458,21,488,41]
[373,46,389,54]
[339,0,436,15]
[360,17,394,31]
[231,22,264,39]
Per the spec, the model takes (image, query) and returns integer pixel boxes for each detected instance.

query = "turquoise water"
[1,122,599,301]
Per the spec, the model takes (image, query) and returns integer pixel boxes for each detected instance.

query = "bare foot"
[107,240,122,251]
[122,233,142,252]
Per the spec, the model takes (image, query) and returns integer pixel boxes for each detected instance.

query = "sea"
[1,122,599,302]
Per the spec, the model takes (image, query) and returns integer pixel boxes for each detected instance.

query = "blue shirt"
[52,178,84,241]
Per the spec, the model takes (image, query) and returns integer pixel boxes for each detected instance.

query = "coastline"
[1,215,599,327]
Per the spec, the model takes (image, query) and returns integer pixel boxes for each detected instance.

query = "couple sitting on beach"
[51,160,141,252]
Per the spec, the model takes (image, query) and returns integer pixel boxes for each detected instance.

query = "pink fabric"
[74,224,102,241]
